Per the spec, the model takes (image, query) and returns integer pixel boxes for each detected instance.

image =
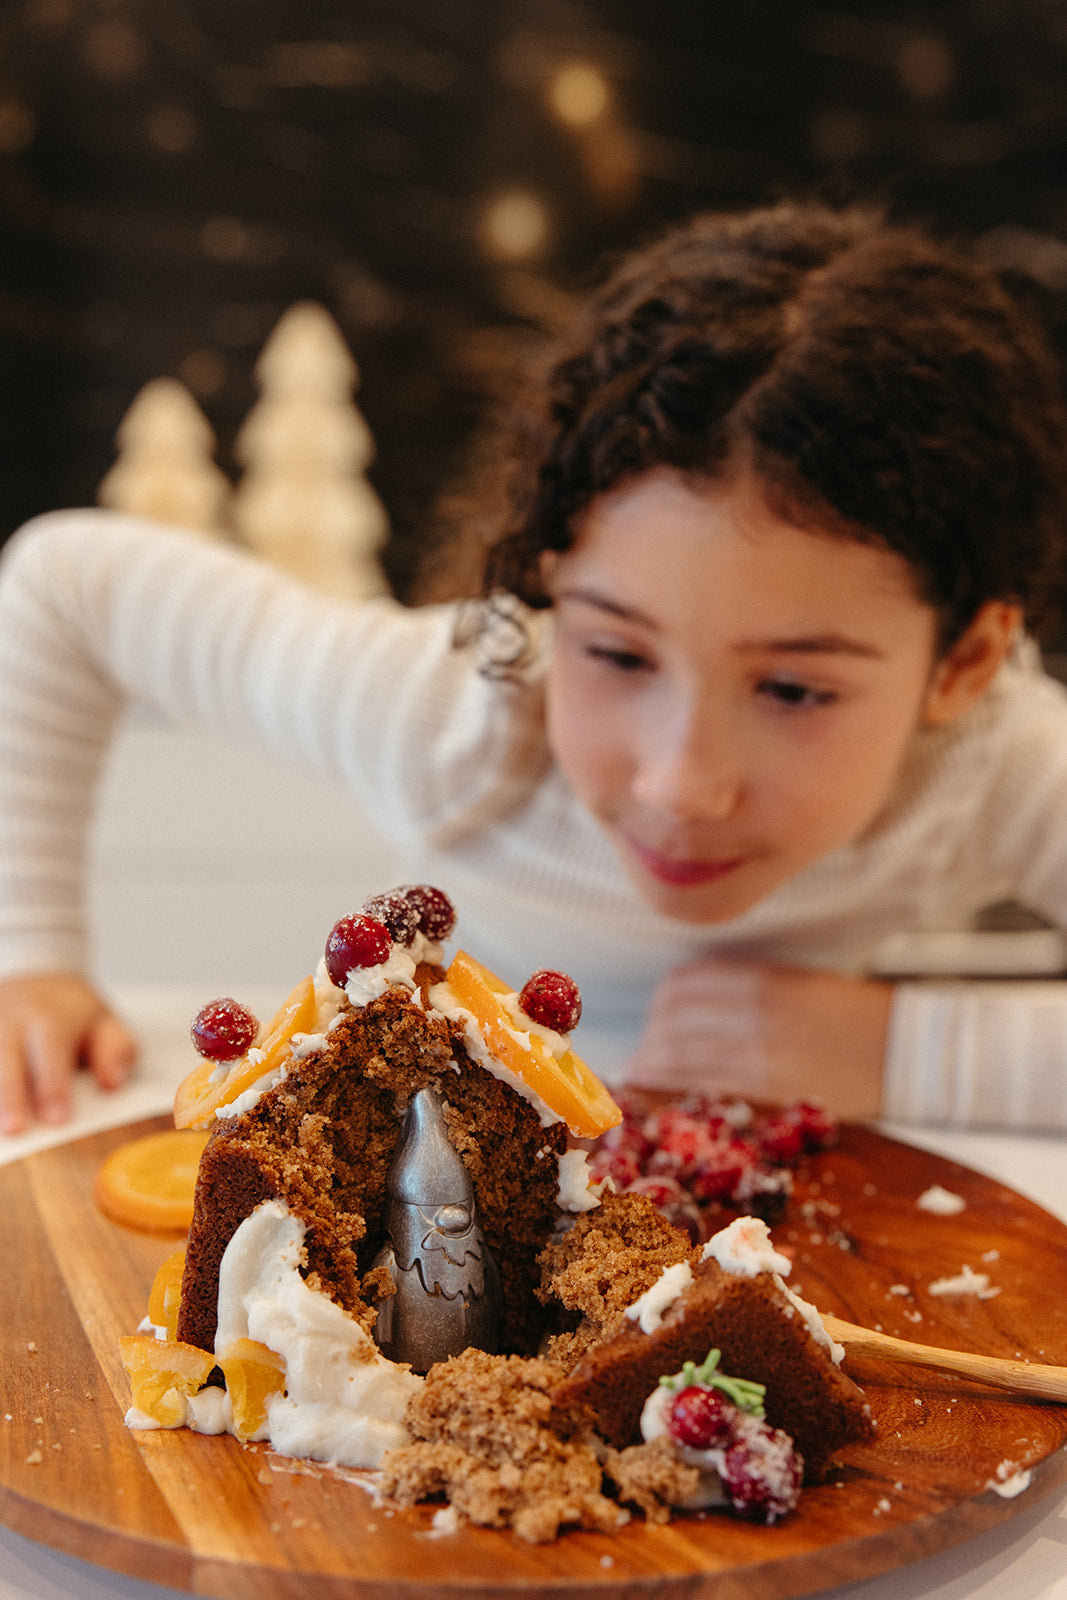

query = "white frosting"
[344,943,419,1006]
[212,1200,423,1465]
[215,1063,288,1120]
[624,1261,695,1333]
[701,1216,794,1278]
[916,1184,966,1215]
[556,1147,602,1213]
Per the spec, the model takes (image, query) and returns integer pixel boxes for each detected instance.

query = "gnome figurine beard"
[371,1085,502,1372]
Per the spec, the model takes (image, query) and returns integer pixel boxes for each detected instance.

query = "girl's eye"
[758,678,838,709]
[585,644,653,673]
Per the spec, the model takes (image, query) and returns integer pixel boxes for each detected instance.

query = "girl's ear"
[923,601,1024,725]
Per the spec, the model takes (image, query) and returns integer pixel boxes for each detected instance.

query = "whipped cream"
[126,1201,423,1466]
[624,1261,695,1333]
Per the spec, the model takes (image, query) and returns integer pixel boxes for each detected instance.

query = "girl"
[2,200,1067,1134]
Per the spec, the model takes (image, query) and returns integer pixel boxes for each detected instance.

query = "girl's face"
[544,466,1013,924]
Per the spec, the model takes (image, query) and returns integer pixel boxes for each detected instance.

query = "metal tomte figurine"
[371,1084,502,1373]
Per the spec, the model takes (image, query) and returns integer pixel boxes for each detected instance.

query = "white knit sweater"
[2,509,1067,1130]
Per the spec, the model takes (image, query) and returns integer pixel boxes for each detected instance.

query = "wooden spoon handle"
[821,1315,1067,1403]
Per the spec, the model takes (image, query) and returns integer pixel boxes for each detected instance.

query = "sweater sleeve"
[883,981,1067,1129]
[880,664,1067,1130]
[0,509,546,979]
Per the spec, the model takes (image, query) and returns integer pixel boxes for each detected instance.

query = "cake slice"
[551,1215,875,1481]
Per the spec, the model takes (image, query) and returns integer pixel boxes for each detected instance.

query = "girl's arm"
[624,958,892,1120]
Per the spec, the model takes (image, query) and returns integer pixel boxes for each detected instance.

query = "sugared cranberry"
[325,913,392,985]
[190,998,258,1062]
[362,891,419,946]
[721,1423,802,1522]
[400,884,456,942]
[518,969,582,1033]
[666,1385,737,1449]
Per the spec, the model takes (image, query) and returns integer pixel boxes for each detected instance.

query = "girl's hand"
[625,958,892,1120]
[0,974,137,1135]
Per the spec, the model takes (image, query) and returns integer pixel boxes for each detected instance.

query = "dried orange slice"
[218,1338,286,1441]
[120,1334,216,1427]
[444,950,621,1139]
[94,1129,209,1232]
[147,1248,187,1339]
[174,975,316,1130]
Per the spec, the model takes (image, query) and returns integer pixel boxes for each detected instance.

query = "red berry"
[362,891,419,946]
[518,969,582,1033]
[325,913,392,985]
[190,998,258,1062]
[666,1385,736,1449]
[400,884,456,942]
[721,1422,802,1522]
[785,1099,838,1150]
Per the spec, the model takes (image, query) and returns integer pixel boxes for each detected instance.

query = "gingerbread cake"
[118,882,874,1539]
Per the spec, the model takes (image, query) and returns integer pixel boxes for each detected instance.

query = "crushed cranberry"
[400,884,456,942]
[324,913,392,985]
[689,1136,757,1202]
[518,969,582,1033]
[666,1385,737,1449]
[190,998,259,1062]
[589,1092,837,1231]
[756,1115,806,1163]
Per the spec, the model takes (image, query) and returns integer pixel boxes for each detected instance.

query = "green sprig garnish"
[658,1348,766,1418]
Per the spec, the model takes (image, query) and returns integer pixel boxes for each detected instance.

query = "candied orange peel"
[444,950,621,1139]
[94,1129,209,1232]
[147,1248,187,1339]
[120,1334,216,1427]
[218,1338,286,1441]
[174,975,316,1130]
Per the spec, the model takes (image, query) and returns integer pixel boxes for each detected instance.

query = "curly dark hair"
[478,200,1067,653]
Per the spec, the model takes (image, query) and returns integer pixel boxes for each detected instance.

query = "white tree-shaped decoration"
[232,302,390,598]
[98,377,231,535]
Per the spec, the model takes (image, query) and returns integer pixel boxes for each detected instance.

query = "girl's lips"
[625,836,744,887]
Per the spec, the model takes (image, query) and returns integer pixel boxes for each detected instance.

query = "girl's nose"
[630,708,743,824]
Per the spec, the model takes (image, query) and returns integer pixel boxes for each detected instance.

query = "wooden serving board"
[2,1117,1067,1600]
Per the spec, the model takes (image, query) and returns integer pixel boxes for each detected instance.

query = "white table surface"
[0,987,1063,1600]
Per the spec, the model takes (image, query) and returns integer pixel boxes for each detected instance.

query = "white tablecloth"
[1,987,1066,1600]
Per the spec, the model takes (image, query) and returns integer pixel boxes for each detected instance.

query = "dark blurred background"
[2,0,1066,599]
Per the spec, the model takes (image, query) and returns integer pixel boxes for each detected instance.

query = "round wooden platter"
[2,1117,1067,1600]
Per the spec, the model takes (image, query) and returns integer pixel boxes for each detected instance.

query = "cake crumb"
[987,1461,1032,1498]
[24,1449,43,1465]
[378,1350,627,1544]
[916,1185,966,1215]
[927,1264,1000,1299]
